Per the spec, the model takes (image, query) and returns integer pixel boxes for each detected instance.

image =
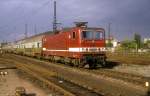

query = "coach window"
[72,32,76,39]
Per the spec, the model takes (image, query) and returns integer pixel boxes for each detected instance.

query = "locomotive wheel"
[51,56,56,63]
[89,63,96,69]
[71,59,79,67]
[103,61,106,66]
[101,59,106,67]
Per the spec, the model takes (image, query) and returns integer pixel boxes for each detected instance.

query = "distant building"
[106,38,119,52]
[106,39,119,48]
[144,38,150,43]
[144,38,150,49]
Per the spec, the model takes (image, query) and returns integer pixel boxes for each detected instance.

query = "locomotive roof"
[61,27,105,32]
[82,27,105,31]
[14,27,105,43]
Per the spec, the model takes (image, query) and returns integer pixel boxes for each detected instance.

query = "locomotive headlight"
[43,48,46,51]
[99,48,106,51]
[102,48,106,51]
[97,48,99,51]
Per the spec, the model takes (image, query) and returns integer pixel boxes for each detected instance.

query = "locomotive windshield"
[82,31,103,40]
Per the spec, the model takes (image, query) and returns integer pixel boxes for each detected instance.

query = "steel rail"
[0,57,102,96]
[3,55,147,96]
[7,54,149,88]
[2,54,148,96]
[0,58,76,96]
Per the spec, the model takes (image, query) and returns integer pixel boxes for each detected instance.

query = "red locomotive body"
[42,22,106,68]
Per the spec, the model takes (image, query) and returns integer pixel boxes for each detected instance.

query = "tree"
[106,41,113,47]
[134,33,141,50]
[144,40,150,48]
[121,40,136,50]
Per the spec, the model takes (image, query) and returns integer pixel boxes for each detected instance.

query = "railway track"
[0,55,103,96]
[1,54,149,96]
[14,54,149,87]
[86,69,150,87]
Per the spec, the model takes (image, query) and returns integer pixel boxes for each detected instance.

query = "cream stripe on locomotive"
[43,47,106,52]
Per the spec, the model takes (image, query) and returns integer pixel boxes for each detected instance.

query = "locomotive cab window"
[82,31,103,40]
[82,31,93,39]
[95,32,103,39]
[72,32,76,39]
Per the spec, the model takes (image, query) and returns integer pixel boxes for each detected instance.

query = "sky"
[0,0,150,42]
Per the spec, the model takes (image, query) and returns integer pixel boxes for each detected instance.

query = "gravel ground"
[113,64,150,77]
[0,64,53,96]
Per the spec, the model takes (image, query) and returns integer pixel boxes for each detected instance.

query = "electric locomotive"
[42,22,106,68]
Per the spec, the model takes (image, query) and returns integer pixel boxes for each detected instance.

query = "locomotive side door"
[69,31,78,49]
[67,30,79,57]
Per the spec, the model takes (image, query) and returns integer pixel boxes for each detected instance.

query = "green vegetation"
[106,41,113,47]
[134,33,141,49]
[117,33,147,52]
[144,40,150,49]
[120,40,136,50]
